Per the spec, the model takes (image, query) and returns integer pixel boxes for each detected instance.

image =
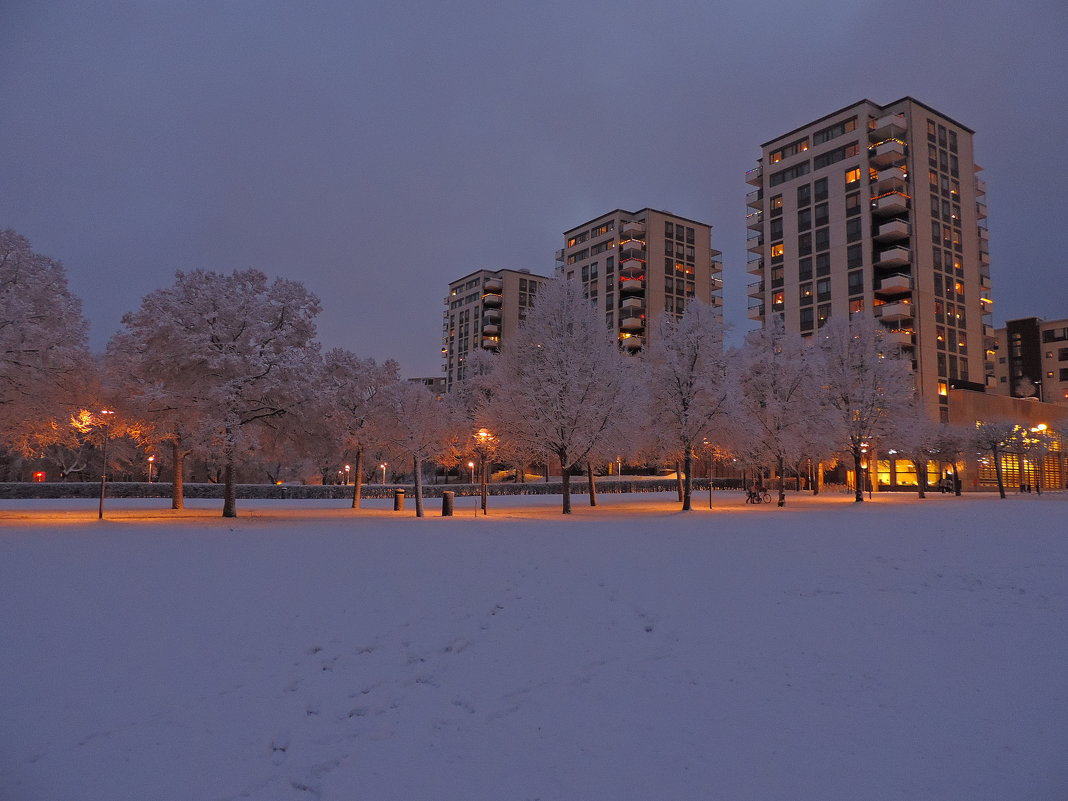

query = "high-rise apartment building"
[745,97,993,421]
[992,316,1068,405]
[556,208,723,352]
[441,267,549,391]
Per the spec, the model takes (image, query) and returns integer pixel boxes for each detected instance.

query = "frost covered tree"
[733,316,827,507]
[0,229,91,451]
[318,348,400,508]
[815,314,915,502]
[971,420,1019,499]
[478,278,628,514]
[109,269,320,517]
[644,300,730,510]
[927,423,971,496]
[381,381,459,517]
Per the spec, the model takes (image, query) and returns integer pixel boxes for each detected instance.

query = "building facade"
[745,97,994,422]
[441,268,549,392]
[992,316,1068,405]
[556,208,723,352]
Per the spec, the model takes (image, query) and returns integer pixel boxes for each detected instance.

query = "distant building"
[745,97,994,423]
[992,317,1068,405]
[408,376,447,398]
[441,268,549,392]
[556,208,723,352]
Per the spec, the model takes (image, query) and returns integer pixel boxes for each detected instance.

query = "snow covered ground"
[1,490,1066,801]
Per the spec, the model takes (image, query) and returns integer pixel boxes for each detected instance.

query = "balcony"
[978,226,989,244]
[621,315,644,332]
[746,210,764,230]
[873,166,908,194]
[874,218,910,242]
[980,273,992,291]
[620,277,644,294]
[481,324,500,337]
[621,220,646,239]
[747,302,765,320]
[869,139,907,169]
[746,189,763,209]
[975,177,987,196]
[620,258,644,277]
[481,291,502,307]
[976,201,988,219]
[876,300,912,321]
[979,247,990,265]
[983,324,997,344]
[869,112,907,141]
[483,277,503,293]
[555,248,565,263]
[746,233,764,253]
[621,296,644,312]
[884,329,914,348]
[871,192,910,217]
[747,280,765,297]
[874,246,911,268]
[747,256,764,275]
[985,375,998,389]
[710,258,724,276]
[619,240,645,259]
[876,273,911,296]
[621,335,643,351]
[710,275,724,291]
[481,336,500,350]
[483,305,501,320]
[745,165,763,186]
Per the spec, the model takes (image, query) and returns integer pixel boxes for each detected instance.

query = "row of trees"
[2,228,1051,516]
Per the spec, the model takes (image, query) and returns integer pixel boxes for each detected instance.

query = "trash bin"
[441,491,454,516]
[394,489,405,511]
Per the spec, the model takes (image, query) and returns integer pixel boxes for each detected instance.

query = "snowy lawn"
[1,491,1066,801]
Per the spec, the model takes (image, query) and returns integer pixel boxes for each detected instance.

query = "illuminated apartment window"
[771,243,785,259]
[845,167,861,185]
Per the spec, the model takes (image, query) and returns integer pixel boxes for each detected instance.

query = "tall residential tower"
[745,97,994,421]
[556,208,723,352]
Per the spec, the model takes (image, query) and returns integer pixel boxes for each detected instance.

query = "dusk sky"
[2,0,1066,376]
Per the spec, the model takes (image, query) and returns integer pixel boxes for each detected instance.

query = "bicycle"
[745,489,771,504]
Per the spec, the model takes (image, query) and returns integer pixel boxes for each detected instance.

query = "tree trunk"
[993,445,1006,499]
[223,458,237,518]
[952,461,962,496]
[544,462,550,483]
[813,461,822,495]
[675,460,684,502]
[852,447,864,503]
[414,455,424,517]
[915,459,926,499]
[480,455,488,515]
[587,462,597,507]
[682,450,693,511]
[351,449,363,509]
[560,457,571,514]
[171,439,184,510]
[777,454,786,507]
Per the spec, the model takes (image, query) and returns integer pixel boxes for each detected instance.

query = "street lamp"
[379,463,387,484]
[473,428,495,515]
[344,464,350,486]
[147,455,155,483]
[468,461,475,483]
[98,409,114,519]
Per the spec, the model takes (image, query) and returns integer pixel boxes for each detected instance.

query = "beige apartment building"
[991,316,1068,405]
[441,268,549,392]
[746,97,994,423]
[556,208,723,352]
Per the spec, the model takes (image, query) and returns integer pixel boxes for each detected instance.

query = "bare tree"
[815,315,915,502]
[478,279,628,514]
[644,300,730,510]
[972,420,1020,499]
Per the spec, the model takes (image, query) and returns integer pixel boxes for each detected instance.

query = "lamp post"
[468,461,475,484]
[147,455,155,483]
[474,428,494,515]
[379,463,387,484]
[98,409,114,519]
[344,464,350,486]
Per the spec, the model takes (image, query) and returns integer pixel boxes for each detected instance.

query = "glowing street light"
[379,463,387,484]
[468,461,475,483]
[344,464,351,486]
[147,455,156,483]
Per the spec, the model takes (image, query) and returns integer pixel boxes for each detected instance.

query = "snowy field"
[1,490,1066,801]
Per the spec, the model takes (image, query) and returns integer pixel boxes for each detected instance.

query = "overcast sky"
[2,0,1066,376]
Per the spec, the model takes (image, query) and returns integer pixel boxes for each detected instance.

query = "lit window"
[771,243,784,258]
[845,167,861,185]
